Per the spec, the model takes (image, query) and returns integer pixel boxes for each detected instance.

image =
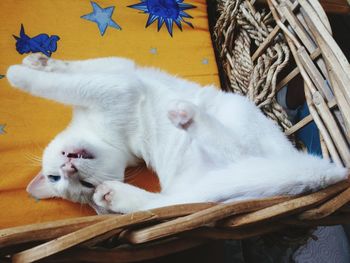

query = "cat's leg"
[22,53,135,74]
[167,100,251,162]
[168,94,299,161]
[93,154,347,213]
[209,155,348,200]
[92,180,161,213]
[6,64,139,107]
[93,179,214,213]
[144,155,348,209]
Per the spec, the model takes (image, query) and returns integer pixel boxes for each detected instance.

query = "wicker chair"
[1,0,350,262]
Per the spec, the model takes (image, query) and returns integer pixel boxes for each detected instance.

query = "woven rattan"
[215,0,292,129]
[1,0,350,262]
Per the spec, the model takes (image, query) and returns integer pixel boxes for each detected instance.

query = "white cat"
[6,54,348,214]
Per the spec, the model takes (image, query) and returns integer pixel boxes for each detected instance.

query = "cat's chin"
[63,188,95,204]
[68,196,92,204]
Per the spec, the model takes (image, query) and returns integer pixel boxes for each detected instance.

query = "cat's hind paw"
[167,100,197,130]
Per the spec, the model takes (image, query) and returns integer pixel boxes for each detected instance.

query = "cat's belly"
[150,134,216,192]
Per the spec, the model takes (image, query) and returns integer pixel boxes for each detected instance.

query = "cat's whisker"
[23,151,43,162]
[79,195,89,207]
[81,162,143,183]
[77,164,115,185]
[23,155,41,163]
[23,152,43,167]
[26,160,42,166]
[124,166,147,183]
[80,162,116,178]
[27,163,42,167]
[31,142,45,153]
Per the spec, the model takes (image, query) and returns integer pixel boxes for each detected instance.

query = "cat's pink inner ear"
[26,171,56,199]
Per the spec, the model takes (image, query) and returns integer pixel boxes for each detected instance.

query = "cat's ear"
[26,171,56,199]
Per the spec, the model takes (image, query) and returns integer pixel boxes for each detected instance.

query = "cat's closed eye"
[48,175,61,182]
[79,180,95,188]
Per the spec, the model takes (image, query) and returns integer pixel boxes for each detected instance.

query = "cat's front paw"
[22,53,52,71]
[93,181,141,214]
[6,65,32,91]
[167,100,197,130]
[93,183,114,207]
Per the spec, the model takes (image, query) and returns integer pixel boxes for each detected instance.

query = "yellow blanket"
[0,0,219,228]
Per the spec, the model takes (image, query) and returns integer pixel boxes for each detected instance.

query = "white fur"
[7,54,348,214]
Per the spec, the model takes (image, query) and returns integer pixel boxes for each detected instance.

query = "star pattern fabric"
[81,1,121,36]
[1,0,219,229]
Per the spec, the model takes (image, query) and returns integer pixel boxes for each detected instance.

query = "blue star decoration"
[13,24,60,57]
[81,1,122,36]
[0,124,6,135]
[128,0,196,37]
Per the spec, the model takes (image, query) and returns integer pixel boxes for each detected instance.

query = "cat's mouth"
[62,149,94,159]
[60,149,96,189]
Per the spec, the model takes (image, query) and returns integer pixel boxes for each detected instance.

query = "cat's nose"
[61,163,78,176]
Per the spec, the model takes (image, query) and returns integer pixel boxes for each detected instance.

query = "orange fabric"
[0,0,219,228]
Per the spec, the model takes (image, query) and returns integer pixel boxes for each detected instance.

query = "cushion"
[0,0,219,228]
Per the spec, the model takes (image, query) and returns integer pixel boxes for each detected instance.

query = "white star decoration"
[150,47,158,54]
[202,58,209,65]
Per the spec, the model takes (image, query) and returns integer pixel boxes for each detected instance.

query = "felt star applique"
[81,1,122,36]
[128,0,196,37]
[13,24,60,57]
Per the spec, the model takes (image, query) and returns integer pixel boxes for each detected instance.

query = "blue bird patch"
[13,24,60,57]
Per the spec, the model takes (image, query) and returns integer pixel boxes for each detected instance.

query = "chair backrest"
[214,0,350,167]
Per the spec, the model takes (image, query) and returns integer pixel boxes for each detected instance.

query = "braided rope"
[214,0,292,130]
